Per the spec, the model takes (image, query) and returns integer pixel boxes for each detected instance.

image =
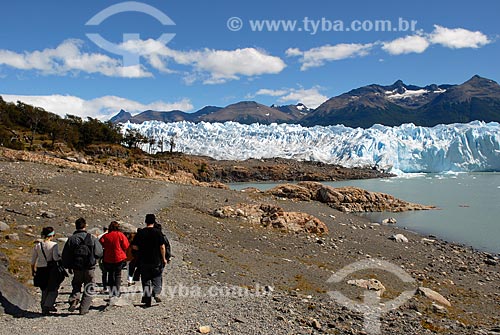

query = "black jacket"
[62,230,103,270]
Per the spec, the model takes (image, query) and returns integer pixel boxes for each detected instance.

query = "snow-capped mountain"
[111,75,500,128]
[121,120,500,174]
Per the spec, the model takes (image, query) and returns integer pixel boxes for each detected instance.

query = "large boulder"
[0,221,10,232]
[117,221,139,234]
[270,182,434,213]
[212,203,328,235]
[417,287,451,307]
[0,252,37,315]
[266,184,313,201]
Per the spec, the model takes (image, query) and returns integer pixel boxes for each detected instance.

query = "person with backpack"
[131,214,168,307]
[154,222,172,289]
[31,226,62,315]
[62,217,103,315]
[99,221,129,297]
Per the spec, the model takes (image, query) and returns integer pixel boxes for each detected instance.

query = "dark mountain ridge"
[110,75,500,128]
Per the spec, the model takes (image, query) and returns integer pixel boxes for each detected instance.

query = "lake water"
[230,173,500,253]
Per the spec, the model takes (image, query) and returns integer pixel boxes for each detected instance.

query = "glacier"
[121,120,500,174]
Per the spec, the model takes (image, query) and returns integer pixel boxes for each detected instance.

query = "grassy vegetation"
[0,239,34,286]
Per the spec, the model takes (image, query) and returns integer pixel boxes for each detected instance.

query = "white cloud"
[0,39,286,83]
[429,25,491,49]
[255,89,289,97]
[120,39,286,83]
[285,43,373,70]
[254,87,327,109]
[382,25,491,56]
[1,94,193,120]
[0,40,152,78]
[382,35,430,55]
[284,48,302,57]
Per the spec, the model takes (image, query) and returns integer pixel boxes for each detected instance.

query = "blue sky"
[0,0,498,119]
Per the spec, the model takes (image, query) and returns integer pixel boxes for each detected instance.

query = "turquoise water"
[231,173,500,253]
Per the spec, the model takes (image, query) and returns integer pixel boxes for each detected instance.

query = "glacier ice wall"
[121,121,500,173]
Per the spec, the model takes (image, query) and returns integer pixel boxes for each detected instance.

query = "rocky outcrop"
[265,184,313,201]
[347,278,386,296]
[0,148,228,190]
[0,252,37,315]
[212,203,328,235]
[266,182,434,212]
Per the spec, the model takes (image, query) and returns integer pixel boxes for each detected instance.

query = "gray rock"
[432,302,448,314]
[213,209,225,218]
[0,222,9,232]
[108,297,132,307]
[117,221,138,234]
[5,233,19,241]
[382,217,397,225]
[77,157,88,164]
[389,234,408,243]
[41,211,56,219]
[0,251,37,315]
[87,227,103,236]
[484,259,497,266]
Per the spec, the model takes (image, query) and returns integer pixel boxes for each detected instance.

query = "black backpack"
[73,233,94,270]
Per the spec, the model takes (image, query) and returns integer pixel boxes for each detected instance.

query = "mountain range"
[110,75,500,128]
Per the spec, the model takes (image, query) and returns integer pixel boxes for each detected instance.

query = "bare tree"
[148,136,157,154]
[169,134,176,153]
[157,135,165,153]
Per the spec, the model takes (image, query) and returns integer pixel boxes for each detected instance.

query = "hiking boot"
[79,309,89,315]
[68,300,79,312]
[142,297,152,307]
[154,296,162,303]
[41,308,51,316]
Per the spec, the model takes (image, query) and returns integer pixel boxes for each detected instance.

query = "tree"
[123,129,146,149]
[47,114,64,147]
[169,134,176,153]
[148,136,157,154]
[156,135,165,153]
[26,106,44,150]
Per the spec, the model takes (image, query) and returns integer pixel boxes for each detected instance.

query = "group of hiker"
[30,214,171,315]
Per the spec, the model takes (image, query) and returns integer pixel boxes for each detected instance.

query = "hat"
[145,214,156,225]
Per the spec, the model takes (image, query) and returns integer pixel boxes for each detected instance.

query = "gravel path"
[0,168,307,334]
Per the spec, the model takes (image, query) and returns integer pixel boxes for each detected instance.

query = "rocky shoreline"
[0,157,499,334]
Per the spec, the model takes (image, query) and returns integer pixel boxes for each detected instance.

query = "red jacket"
[99,231,130,264]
